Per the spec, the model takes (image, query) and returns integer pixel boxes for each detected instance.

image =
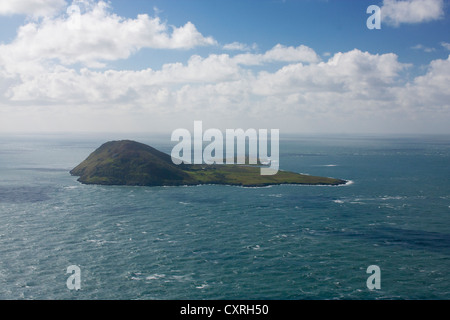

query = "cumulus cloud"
[0,1,217,69]
[233,44,321,65]
[0,0,67,17]
[6,54,244,103]
[223,42,258,51]
[4,48,410,113]
[1,44,449,133]
[264,44,321,63]
[381,0,445,26]
[398,55,450,111]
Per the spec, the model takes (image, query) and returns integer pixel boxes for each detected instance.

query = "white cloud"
[168,21,217,49]
[264,44,321,63]
[223,42,258,51]
[0,1,217,69]
[233,44,321,65]
[3,48,409,113]
[5,54,244,103]
[1,46,449,133]
[251,50,408,101]
[411,44,436,52]
[441,42,450,50]
[381,0,444,26]
[398,55,450,111]
[0,0,67,18]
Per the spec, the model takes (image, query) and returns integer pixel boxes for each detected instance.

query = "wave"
[344,180,354,186]
[145,274,166,281]
[268,194,283,198]
[380,196,406,201]
[314,164,338,167]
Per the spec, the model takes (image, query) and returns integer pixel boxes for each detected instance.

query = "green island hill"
[70,140,347,187]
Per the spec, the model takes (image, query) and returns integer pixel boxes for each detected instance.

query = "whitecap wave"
[313,164,338,167]
[268,194,283,198]
[380,196,406,200]
[146,274,166,281]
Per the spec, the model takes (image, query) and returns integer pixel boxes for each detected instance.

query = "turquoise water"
[0,133,449,300]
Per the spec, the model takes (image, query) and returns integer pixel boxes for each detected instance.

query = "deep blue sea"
[0,133,449,300]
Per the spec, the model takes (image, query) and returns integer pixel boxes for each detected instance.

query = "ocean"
[0,133,449,300]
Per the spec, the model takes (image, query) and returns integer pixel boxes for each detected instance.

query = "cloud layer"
[0,0,449,133]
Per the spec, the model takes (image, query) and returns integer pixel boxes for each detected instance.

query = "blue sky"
[0,0,449,134]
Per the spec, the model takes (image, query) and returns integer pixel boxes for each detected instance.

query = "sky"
[0,0,449,134]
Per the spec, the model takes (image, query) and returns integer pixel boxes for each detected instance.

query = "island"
[70,140,347,187]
